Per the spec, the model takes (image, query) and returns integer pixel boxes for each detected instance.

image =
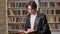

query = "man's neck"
[32,11,37,15]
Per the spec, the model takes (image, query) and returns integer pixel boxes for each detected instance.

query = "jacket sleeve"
[24,15,30,31]
[24,17,28,31]
[38,15,51,34]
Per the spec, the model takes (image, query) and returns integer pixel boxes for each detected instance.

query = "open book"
[18,29,36,34]
[24,29,36,34]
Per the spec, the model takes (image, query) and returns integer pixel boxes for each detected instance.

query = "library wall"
[0,0,6,34]
[0,0,60,34]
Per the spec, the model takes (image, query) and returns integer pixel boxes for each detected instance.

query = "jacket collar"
[28,11,41,30]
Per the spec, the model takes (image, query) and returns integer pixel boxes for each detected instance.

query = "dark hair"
[26,1,37,9]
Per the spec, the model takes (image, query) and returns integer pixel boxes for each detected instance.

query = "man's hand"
[24,29,36,34]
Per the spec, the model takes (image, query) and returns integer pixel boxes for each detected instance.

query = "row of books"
[8,23,25,30]
[8,31,25,34]
[49,24,60,30]
[7,2,27,8]
[8,31,18,34]
[47,16,60,23]
[7,16,60,23]
[8,17,27,23]
[8,0,33,2]
[7,9,28,16]
[7,2,60,8]
[8,22,60,31]
[40,9,60,15]
[7,9,60,16]
[39,2,60,7]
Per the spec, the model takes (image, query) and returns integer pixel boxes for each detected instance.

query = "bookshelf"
[7,0,35,34]
[7,0,60,34]
[38,0,60,31]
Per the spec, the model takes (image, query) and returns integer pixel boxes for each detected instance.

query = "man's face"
[27,5,35,15]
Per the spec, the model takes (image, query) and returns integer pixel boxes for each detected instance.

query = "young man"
[25,1,51,34]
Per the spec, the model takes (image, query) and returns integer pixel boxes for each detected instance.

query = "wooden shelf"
[38,0,60,31]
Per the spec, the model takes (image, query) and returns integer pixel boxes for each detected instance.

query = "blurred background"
[0,0,60,34]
